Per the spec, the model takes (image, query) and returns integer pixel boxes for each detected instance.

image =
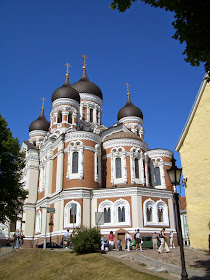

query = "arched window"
[68,112,72,124]
[156,200,169,225]
[64,201,81,228]
[90,108,93,122]
[115,199,130,225]
[98,200,114,225]
[115,158,122,178]
[135,158,139,178]
[104,207,111,223]
[143,199,155,225]
[72,152,78,174]
[57,111,62,123]
[154,167,161,186]
[70,203,77,223]
[118,206,125,222]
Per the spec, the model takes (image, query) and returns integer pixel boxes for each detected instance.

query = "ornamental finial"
[64,63,71,76]
[82,54,88,69]
[41,97,46,110]
[125,82,131,96]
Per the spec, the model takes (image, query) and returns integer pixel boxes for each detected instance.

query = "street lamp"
[167,156,188,280]
[49,215,54,244]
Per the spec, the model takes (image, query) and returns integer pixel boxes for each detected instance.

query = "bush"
[71,227,101,254]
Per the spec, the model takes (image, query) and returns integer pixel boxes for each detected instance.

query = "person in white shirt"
[125,231,132,252]
[170,231,175,248]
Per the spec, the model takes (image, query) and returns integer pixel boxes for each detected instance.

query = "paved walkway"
[105,247,210,280]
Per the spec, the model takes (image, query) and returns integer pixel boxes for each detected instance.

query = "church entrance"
[117,233,126,247]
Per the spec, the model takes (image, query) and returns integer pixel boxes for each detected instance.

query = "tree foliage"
[71,227,101,254]
[110,0,210,73]
[0,114,28,223]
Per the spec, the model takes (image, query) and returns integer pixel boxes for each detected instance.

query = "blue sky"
[0,1,205,195]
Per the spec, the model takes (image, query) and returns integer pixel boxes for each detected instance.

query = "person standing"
[63,229,70,249]
[14,229,20,249]
[170,231,175,248]
[108,231,115,251]
[125,231,132,252]
[135,229,143,252]
[20,230,25,248]
[116,238,121,251]
[158,228,170,253]
[152,232,158,249]
[101,235,105,251]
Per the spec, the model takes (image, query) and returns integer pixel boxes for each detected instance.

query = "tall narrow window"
[146,207,152,222]
[118,206,125,222]
[70,204,77,223]
[72,152,78,173]
[154,167,161,186]
[158,208,163,222]
[68,112,72,123]
[57,111,62,123]
[115,158,122,178]
[135,158,139,178]
[104,208,111,223]
[90,108,93,122]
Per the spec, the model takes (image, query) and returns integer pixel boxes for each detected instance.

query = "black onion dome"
[52,74,80,103]
[71,67,103,100]
[29,108,50,132]
[117,93,143,121]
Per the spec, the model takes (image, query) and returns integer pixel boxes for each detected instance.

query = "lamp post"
[49,215,53,244]
[167,156,188,280]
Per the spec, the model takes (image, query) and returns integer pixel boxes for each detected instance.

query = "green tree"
[110,0,210,73]
[0,114,28,223]
[71,227,101,254]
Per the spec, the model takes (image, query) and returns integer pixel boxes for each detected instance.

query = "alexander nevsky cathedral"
[19,57,176,247]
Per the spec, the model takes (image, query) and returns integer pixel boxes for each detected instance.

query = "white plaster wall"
[56,141,64,192]
[45,151,53,195]
[168,198,176,230]
[24,210,35,237]
[91,198,97,227]
[83,198,91,227]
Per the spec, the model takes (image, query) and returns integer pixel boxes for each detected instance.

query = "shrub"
[71,226,101,254]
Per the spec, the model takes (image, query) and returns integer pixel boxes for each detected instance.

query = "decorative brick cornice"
[103,138,148,151]
[146,149,173,159]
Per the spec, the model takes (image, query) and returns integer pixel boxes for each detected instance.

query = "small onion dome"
[117,93,143,121]
[71,67,103,100]
[52,74,80,103]
[29,107,50,132]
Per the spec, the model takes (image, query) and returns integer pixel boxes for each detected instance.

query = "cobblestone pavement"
[106,247,210,280]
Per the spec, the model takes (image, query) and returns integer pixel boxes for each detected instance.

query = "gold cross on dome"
[125,82,131,94]
[64,63,72,74]
[82,54,88,68]
[41,97,46,109]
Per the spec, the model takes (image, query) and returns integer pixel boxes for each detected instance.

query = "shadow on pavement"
[189,258,210,280]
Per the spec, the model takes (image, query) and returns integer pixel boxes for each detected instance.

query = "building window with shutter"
[118,206,125,222]
[115,158,122,178]
[72,152,78,174]
[90,108,93,122]
[135,158,139,178]
[104,208,111,223]
[57,111,62,123]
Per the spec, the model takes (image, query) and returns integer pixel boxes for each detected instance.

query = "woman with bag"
[158,228,170,253]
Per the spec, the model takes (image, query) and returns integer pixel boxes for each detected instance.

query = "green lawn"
[0,249,164,280]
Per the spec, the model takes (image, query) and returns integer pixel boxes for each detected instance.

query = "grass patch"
[139,263,147,267]
[0,249,164,280]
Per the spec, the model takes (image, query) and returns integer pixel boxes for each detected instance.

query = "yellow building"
[175,74,210,250]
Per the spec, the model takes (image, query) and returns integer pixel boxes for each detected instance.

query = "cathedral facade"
[20,63,176,247]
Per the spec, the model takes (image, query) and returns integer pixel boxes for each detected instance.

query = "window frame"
[64,201,81,228]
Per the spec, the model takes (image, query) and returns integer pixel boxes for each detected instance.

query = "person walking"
[125,231,132,252]
[170,231,175,248]
[152,232,158,249]
[20,230,25,248]
[135,229,143,252]
[158,228,170,253]
[109,231,115,251]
